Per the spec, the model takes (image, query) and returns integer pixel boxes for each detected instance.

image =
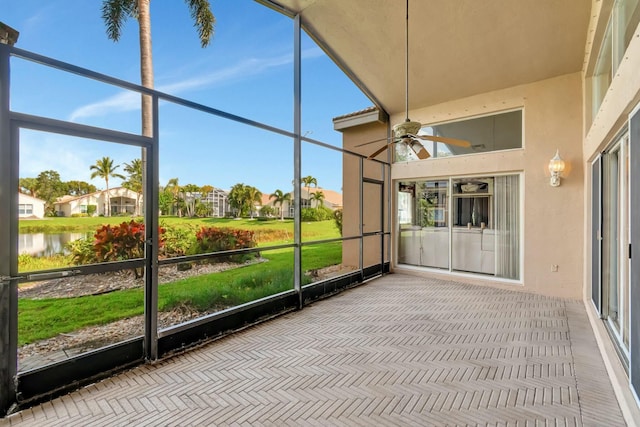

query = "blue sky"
[4,0,372,194]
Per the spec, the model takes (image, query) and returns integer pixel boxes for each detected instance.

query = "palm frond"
[101,0,136,42]
[185,0,216,47]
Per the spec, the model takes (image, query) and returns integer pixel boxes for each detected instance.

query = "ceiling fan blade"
[411,134,471,147]
[354,137,391,148]
[414,146,431,160]
[367,143,391,159]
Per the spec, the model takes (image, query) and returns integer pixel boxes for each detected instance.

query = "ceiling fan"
[356,0,471,160]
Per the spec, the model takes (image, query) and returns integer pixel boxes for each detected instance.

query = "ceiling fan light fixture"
[408,140,422,152]
[393,120,422,138]
[407,139,429,159]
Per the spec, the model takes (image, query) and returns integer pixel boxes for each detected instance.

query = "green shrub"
[259,206,275,217]
[66,237,98,265]
[71,213,89,218]
[333,209,343,236]
[86,205,97,216]
[301,206,333,221]
[194,201,212,217]
[193,226,257,263]
[161,225,196,257]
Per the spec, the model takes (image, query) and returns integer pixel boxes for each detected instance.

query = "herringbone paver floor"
[1,275,627,426]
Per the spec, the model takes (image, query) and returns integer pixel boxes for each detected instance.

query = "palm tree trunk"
[105,177,110,217]
[135,193,141,216]
[138,0,153,136]
[138,0,153,217]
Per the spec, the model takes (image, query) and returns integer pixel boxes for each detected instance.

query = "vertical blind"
[494,175,520,279]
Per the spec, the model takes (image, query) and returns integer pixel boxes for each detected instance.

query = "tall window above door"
[395,110,522,162]
[591,0,640,118]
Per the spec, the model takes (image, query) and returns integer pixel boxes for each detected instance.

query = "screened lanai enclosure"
[0,7,390,415]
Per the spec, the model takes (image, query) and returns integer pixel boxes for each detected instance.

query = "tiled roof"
[332,106,377,121]
[54,187,136,204]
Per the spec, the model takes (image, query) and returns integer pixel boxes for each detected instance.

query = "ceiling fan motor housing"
[393,120,422,138]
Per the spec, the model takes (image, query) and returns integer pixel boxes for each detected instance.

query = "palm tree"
[270,189,291,221]
[310,190,325,209]
[164,177,181,216]
[181,183,201,218]
[228,183,248,217]
[245,186,262,219]
[301,175,317,207]
[102,1,214,218]
[90,157,125,216]
[123,158,142,215]
[200,184,214,217]
[102,0,215,138]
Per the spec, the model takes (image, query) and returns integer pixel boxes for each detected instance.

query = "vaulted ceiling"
[260,0,592,116]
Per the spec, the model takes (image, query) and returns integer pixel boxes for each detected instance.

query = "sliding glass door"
[599,134,630,355]
[397,174,521,280]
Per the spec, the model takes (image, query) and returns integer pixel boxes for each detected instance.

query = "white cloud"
[68,47,324,121]
[19,131,136,187]
[69,91,140,122]
[20,136,92,181]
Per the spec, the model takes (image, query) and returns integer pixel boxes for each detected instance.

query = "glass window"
[613,0,640,71]
[18,204,33,215]
[397,180,449,269]
[591,0,640,117]
[395,110,522,162]
[593,21,613,117]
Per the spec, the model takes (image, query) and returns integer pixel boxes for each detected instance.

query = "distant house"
[305,187,343,210]
[259,187,342,218]
[178,187,229,218]
[54,187,142,217]
[18,193,46,219]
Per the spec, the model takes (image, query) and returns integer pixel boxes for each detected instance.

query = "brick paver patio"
[1,274,626,426]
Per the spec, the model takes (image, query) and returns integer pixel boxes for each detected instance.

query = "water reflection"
[19,233,91,257]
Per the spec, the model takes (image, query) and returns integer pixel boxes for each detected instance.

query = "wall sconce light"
[548,149,565,187]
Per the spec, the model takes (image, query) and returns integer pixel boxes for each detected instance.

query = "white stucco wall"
[18,193,45,218]
[342,73,584,299]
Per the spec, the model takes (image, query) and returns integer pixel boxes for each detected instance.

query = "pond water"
[19,232,92,257]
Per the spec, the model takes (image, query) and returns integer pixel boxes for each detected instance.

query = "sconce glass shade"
[548,150,565,173]
[548,149,565,187]
[408,140,421,152]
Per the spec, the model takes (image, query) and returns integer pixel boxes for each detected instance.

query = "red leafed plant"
[194,227,257,263]
[93,220,165,278]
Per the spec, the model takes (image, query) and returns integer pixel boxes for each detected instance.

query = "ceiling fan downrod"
[394,0,422,137]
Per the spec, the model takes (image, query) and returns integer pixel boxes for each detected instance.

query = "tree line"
[161,175,325,220]
[21,155,328,220]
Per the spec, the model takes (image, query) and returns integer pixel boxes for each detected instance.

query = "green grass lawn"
[19,216,339,242]
[18,243,343,346]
